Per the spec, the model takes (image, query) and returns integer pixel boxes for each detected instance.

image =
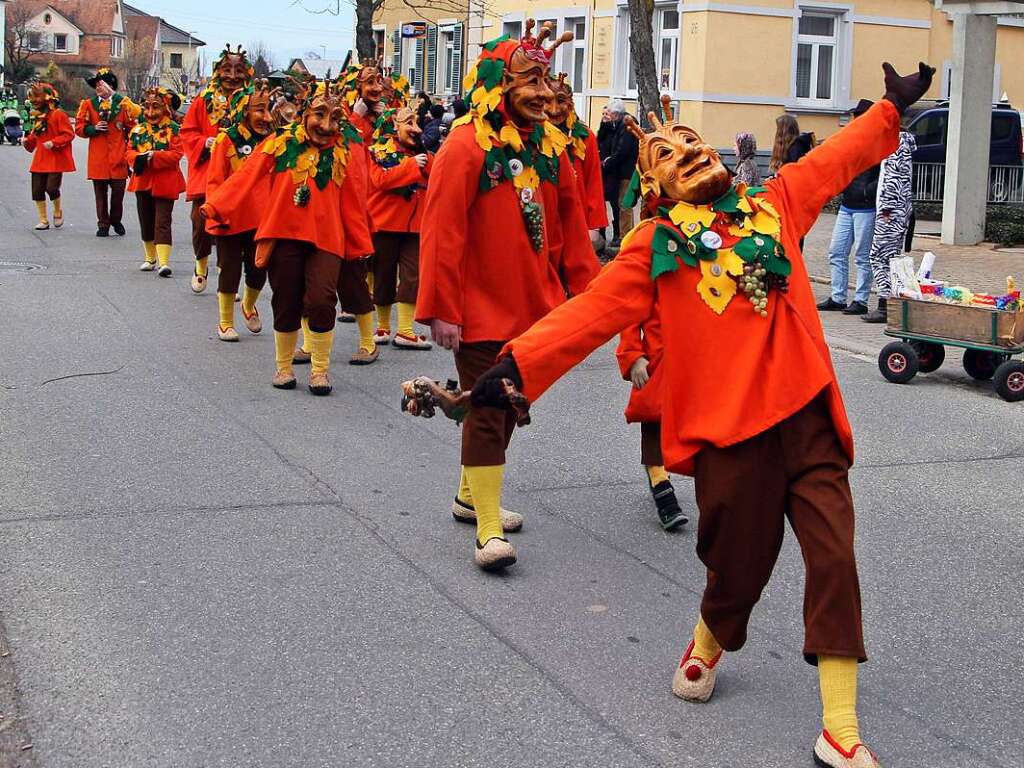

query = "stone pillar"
[941,13,997,245]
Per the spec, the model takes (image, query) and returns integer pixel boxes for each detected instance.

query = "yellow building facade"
[372,1,1024,147]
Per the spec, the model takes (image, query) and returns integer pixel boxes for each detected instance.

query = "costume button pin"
[520,187,533,204]
[701,231,723,250]
[666,240,678,253]
[508,159,524,176]
[240,145,252,155]
[754,236,765,246]
[710,263,722,277]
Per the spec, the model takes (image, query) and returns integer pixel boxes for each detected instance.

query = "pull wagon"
[878,297,1024,401]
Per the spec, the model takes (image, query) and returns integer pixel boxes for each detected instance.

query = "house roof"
[20,0,118,37]
[122,3,205,46]
[26,4,84,35]
[287,57,349,79]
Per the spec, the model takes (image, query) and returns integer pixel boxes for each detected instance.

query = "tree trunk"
[626,0,661,130]
[355,0,376,63]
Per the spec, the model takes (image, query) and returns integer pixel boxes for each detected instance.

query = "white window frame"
[54,33,68,52]
[438,25,456,96]
[615,2,679,97]
[372,26,386,63]
[790,4,852,111]
[501,9,591,113]
[656,7,679,92]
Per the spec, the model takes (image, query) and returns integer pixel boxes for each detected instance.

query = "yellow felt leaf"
[499,124,523,152]
[471,85,487,107]
[513,166,540,191]
[332,155,347,187]
[668,202,716,235]
[696,254,742,314]
[728,219,752,238]
[750,209,781,236]
[452,113,472,129]
[736,196,753,214]
[481,86,502,113]
[474,118,495,151]
[757,199,779,219]
[463,67,478,93]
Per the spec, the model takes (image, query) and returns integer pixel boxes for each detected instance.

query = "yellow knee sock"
[376,304,392,332]
[142,240,157,263]
[217,292,235,329]
[196,255,209,277]
[156,244,171,267]
[355,312,376,353]
[464,465,505,545]
[365,270,374,293]
[819,655,860,751]
[274,330,299,375]
[299,317,311,353]
[34,200,48,224]
[456,467,473,506]
[646,465,669,486]
[305,329,334,375]
[52,197,63,218]
[397,302,417,337]
[241,284,261,316]
[692,616,722,661]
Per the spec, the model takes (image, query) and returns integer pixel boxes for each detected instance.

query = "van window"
[911,113,946,146]
[991,114,1014,142]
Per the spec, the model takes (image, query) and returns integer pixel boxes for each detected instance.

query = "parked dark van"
[906,102,1022,166]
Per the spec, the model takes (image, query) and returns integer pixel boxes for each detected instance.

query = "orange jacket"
[179,95,220,200]
[367,152,432,233]
[416,123,600,343]
[75,95,139,180]
[570,129,608,231]
[23,109,75,173]
[615,311,664,425]
[203,140,373,260]
[126,129,186,199]
[504,100,901,475]
[203,132,272,235]
[350,112,375,144]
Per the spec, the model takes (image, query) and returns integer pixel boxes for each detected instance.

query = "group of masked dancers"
[19,26,937,767]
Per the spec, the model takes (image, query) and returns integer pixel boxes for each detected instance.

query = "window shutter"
[391,29,402,73]
[413,37,425,91]
[451,23,464,95]
[426,25,438,94]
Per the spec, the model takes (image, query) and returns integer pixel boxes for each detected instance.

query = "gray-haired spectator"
[597,98,639,248]
[733,132,761,187]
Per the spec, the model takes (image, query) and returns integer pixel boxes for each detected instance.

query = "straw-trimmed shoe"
[452,497,523,532]
[813,732,881,768]
[671,640,722,703]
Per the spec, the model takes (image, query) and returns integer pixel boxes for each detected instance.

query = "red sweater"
[367,152,432,233]
[504,101,901,475]
[416,123,600,342]
[615,312,664,425]
[203,132,272,236]
[570,130,608,231]
[179,95,220,200]
[24,109,75,173]
[125,129,186,199]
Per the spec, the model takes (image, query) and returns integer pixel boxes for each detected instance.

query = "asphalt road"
[1,141,1022,768]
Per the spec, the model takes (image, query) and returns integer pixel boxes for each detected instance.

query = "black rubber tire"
[878,341,919,384]
[962,348,1006,381]
[911,341,945,373]
[993,360,1024,402]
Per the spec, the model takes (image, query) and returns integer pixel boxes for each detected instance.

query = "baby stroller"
[2,108,23,145]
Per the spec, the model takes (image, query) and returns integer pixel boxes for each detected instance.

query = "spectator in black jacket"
[421,104,445,152]
[597,98,639,247]
[817,100,879,315]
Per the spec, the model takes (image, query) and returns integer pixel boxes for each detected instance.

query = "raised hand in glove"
[133,152,150,175]
[470,355,523,408]
[882,61,935,114]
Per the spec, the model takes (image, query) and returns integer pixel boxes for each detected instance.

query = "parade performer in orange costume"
[181,44,253,293]
[23,83,74,231]
[545,73,607,238]
[204,79,276,342]
[366,106,433,349]
[75,68,140,237]
[416,22,600,571]
[126,88,186,278]
[204,80,373,396]
[471,64,935,768]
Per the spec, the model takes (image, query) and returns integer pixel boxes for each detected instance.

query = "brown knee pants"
[190,197,212,260]
[93,179,126,228]
[694,394,865,664]
[267,239,340,333]
[455,341,517,466]
[336,258,374,316]
[640,422,663,466]
[372,231,420,306]
[31,172,62,201]
[216,231,266,295]
[136,192,174,245]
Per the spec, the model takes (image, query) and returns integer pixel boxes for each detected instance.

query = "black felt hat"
[848,98,874,116]
[85,68,118,90]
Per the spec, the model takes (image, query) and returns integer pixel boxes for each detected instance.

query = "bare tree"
[248,40,276,76]
[124,32,157,99]
[626,0,660,129]
[5,3,43,84]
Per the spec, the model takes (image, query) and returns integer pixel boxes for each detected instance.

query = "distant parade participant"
[181,44,253,293]
[366,106,433,349]
[204,80,373,395]
[416,21,599,570]
[23,82,74,231]
[342,60,386,143]
[204,80,276,342]
[75,68,140,237]
[545,72,608,238]
[126,88,186,277]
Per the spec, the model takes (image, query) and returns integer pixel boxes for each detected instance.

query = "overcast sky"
[131,0,356,70]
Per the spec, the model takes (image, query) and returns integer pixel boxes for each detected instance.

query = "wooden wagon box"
[887,297,1024,348]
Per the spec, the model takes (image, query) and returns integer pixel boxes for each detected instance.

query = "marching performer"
[75,68,140,237]
[126,88,186,277]
[181,44,253,293]
[23,83,74,231]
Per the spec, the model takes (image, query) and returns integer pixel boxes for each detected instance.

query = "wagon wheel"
[878,341,919,384]
[962,348,1007,381]
[993,360,1024,402]
[910,341,945,373]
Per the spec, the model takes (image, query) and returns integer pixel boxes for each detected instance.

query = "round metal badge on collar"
[240,144,252,155]
[666,240,678,253]
[508,158,524,177]
[710,263,722,277]
[701,230,723,250]
[520,187,534,204]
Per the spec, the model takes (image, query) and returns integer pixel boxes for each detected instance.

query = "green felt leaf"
[478,59,504,89]
[650,225,686,280]
[711,186,739,213]
[733,238,758,262]
[767,250,792,277]
[621,169,641,209]
[482,35,510,52]
[745,185,766,195]
[314,148,334,189]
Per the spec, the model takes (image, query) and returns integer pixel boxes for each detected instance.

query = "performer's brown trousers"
[93,179,126,228]
[215,231,266,295]
[31,172,62,201]
[640,422,663,466]
[267,239,340,333]
[455,341,516,467]
[190,197,212,260]
[336,259,374,316]
[372,231,420,305]
[135,192,174,246]
[693,394,865,664]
